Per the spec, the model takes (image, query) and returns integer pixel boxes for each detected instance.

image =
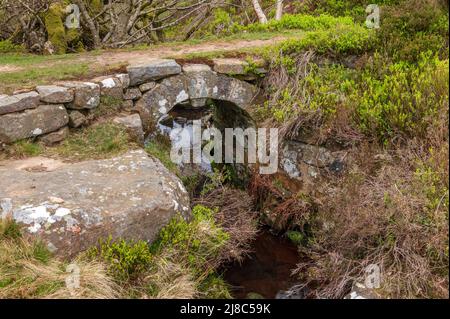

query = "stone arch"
[134,64,259,131]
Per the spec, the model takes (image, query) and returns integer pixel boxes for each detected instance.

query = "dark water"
[223,230,300,299]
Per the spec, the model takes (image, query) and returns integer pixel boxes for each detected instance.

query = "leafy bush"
[235,14,355,33]
[89,237,152,281]
[354,54,449,141]
[151,205,230,272]
[278,24,373,56]
[377,0,449,62]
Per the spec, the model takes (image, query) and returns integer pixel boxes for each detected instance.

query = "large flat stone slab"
[0,150,190,258]
[127,59,182,86]
[0,92,40,115]
[0,104,69,143]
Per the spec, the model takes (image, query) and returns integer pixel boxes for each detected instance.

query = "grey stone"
[92,76,124,99]
[0,150,191,258]
[0,104,69,143]
[127,59,182,86]
[213,58,248,75]
[280,141,346,180]
[213,58,267,80]
[68,110,86,128]
[0,92,40,115]
[60,82,100,109]
[36,85,74,104]
[345,282,380,299]
[139,82,157,93]
[182,64,212,73]
[124,88,142,101]
[121,100,134,112]
[116,73,130,89]
[40,126,69,145]
[113,114,145,145]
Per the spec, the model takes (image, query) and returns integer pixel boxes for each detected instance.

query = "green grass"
[0,52,116,94]
[50,122,135,161]
[1,122,136,162]
[145,136,180,175]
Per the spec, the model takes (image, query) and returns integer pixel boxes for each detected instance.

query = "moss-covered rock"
[44,3,67,54]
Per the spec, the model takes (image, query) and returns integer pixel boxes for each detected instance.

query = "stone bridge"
[129,60,261,130]
[0,58,263,144]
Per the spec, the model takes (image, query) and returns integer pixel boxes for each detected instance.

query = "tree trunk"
[275,0,284,21]
[251,0,268,24]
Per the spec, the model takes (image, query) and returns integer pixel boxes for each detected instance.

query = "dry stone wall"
[0,58,263,146]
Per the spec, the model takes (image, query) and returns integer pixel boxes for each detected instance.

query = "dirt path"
[89,37,287,67]
[2,37,289,74]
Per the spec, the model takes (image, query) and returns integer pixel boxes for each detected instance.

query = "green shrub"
[152,205,229,272]
[89,237,152,281]
[278,24,373,56]
[354,54,449,140]
[377,0,449,62]
[235,14,355,33]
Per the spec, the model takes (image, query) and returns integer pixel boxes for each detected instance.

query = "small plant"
[286,230,304,246]
[89,237,152,281]
[0,218,21,240]
[152,205,229,272]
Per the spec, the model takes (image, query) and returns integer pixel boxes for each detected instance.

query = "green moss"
[44,3,67,55]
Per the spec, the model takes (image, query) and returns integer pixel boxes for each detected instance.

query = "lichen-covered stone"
[280,141,346,180]
[92,76,124,99]
[36,85,74,104]
[0,104,69,143]
[139,82,156,93]
[68,110,86,128]
[0,150,191,258]
[116,74,130,89]
[124,88,142,101]
[40,126,69,145]
[113,114,145,145]
[127,59,182,86]
[0,92,40,115]
[60,82,100,109]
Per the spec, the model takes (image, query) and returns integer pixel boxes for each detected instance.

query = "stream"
[157,100,302,299]
[223,229,301,299]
